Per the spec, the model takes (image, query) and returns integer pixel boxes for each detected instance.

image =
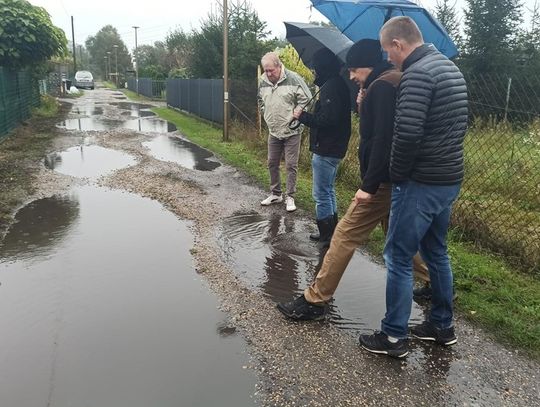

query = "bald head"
[379,16,424,70]
[261,52,283,84]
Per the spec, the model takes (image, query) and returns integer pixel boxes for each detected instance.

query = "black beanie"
[346,39,383,68]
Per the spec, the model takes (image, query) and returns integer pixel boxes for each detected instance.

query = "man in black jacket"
[359,17,468,358]
[292,48,351,246]
[277,40,429,321]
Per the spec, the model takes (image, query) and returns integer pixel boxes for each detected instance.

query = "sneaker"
[411,321,457,346]
[276,295,328,321]
[285,196,296,212]
[359,331,409,358]
[261,194,283,206]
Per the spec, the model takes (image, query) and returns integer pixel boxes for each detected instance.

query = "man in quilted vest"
[360,16,468,358]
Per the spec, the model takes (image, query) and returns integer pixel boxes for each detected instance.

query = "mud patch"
[57,118,176,133]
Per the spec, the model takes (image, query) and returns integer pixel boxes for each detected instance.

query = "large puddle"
[0,187,257,406]
[219,212,424,332]
[58,118,176,133]
[44,145,136,179]
[143,135,221,171]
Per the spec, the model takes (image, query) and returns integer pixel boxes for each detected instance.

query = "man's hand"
[356,88,366,105]
[354,188,372,204]
[292,107,303,119]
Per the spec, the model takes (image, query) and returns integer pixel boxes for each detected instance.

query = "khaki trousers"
[304,183,430,304]
[268,134,301,197]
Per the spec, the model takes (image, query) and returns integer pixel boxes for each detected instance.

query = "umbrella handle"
[288,118,302,130]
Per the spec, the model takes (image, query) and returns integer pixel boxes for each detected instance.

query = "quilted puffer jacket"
[390,44,468,185]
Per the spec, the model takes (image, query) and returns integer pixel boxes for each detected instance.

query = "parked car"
[74,71,94,90]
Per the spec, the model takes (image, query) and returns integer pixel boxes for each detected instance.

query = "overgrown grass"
[153,106,540,357]
[32,95,60,117]
[121,89,149,102]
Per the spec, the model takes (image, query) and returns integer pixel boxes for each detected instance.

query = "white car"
[74,71,94,90]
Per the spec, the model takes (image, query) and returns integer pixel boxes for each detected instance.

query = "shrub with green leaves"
[0,0,67,68]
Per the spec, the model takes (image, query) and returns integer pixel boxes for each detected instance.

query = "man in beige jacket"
[258,52,312,212]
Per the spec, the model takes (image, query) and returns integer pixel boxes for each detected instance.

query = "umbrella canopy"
[284,21,354,68]
[310,0,458,59]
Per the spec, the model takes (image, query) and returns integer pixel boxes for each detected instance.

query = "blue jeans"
[381,180,461,338]
[312,154,341,220]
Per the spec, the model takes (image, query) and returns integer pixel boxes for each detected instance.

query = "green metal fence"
[0,67,40,140]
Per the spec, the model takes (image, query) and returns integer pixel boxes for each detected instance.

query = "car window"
[75,71,93,79]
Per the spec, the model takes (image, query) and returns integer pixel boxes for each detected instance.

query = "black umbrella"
[284,22,354,68]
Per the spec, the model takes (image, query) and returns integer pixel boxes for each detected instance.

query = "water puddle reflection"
[57,118,176,133]
[44,145,136,179]
[143,135,221,171]
[0,187,257,406]
[219,212,424,332]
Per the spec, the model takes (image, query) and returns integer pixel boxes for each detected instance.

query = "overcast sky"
[29,0,539,52]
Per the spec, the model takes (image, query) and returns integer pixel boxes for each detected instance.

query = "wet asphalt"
[0,86,538,406]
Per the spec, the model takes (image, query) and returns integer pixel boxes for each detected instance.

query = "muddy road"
[0,87,538,406]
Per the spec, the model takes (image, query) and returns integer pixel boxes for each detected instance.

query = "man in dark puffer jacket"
[360,16,468,358]
[292,48,351,246]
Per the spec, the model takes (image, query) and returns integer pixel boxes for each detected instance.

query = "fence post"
[257,65,262,139]
[504,77,512,122]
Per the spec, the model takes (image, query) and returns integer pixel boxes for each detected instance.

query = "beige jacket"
[258,67,312,139]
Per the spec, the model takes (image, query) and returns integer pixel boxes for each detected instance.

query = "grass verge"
[153,106,540,357]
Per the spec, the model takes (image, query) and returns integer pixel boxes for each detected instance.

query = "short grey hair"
[261,52,282,67]
[380,16,423,45]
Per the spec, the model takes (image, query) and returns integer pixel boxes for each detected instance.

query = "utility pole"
[104,56,108,81]
[71,16,77,73]
[133,26,140,95]
[107,51,111,82]
[113,44,119,88]
[222,0,229,141]
[78,45,83,68]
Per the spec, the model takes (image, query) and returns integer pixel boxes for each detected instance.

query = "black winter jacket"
[390,44,468,185]
[298,75,351,159]
[359,62,401,194]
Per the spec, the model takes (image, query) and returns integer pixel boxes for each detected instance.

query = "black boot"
[317,215,336,248]
[310,213,338,241]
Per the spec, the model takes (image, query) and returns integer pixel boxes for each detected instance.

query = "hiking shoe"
[359,331,409,358]
[413,285,432,301]
[261,194,283,206]
[277,295,328,321]
[285,196,297,212]
[309,231,320,241]
[411,321,457,346]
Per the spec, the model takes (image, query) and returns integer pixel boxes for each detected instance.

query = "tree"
[85,25,132,81]
[137,42,168,79]
[434,0,463,50]
[189,0,276,79]
[463,0,523,73]
[0,0,67,68]
[165,29,194,77]
[515,1,540,70]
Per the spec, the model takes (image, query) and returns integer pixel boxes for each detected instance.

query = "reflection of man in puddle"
[277,39,429,328]
[261,214,300,301]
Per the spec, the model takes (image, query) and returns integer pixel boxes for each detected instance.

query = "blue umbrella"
[310,0,459,59]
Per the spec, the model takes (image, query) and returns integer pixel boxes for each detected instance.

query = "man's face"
[263,63,282,84]
[348,67,373,87]
[381,38,406,70]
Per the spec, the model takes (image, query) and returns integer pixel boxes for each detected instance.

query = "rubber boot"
[311,213,338,241]
[317,215,336,248]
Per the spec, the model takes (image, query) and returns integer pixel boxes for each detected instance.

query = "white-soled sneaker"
[285,196,297,212]
[261,194,283,206]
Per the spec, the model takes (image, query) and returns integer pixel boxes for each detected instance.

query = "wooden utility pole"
[71,16,77,73]
[223,0,229,141]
